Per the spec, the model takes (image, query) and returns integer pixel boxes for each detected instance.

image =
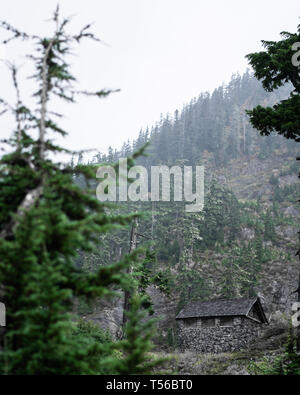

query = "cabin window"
[201,318,215,328]
[184,318,197,327]
[220,317,233,327]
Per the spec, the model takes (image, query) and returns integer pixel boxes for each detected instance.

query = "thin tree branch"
[8,63,22,145]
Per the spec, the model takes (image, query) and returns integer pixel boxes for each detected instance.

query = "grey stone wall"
[177,316,263,353]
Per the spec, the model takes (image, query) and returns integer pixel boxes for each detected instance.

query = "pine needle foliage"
[0,7,155,375]
[107,293,166,375]
[246,24,300,141]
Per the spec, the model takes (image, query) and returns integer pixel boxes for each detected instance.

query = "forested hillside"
[96,70,293,166]
[75,71,299,350]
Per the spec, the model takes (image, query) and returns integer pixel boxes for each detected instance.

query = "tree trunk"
[243,116,246,153]
[122,216,138,331]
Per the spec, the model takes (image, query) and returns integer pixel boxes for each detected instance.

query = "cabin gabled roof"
[176,297,268,323]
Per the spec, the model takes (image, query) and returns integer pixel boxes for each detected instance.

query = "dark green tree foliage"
[219,234,272,299]
[263,209,276,242]
[176,268,210,313]
[246,25,300,142]
[137,249,171,314]
[108,293,165,375]
[219,256,243,299]
[200,181,241,248]
[0,8,155,375]
[71,319,115,375]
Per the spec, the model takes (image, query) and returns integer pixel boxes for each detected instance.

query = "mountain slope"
[77,72,299,357]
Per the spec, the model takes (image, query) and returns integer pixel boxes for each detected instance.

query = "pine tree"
[0,7,156,375]
[263,209,276,242]
[108,293,166,375]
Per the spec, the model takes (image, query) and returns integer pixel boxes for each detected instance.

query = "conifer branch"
[0,185,43,239]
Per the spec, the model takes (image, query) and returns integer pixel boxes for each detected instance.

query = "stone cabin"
[176,297,268,353]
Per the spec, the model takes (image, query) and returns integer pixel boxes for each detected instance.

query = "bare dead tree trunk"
[39,38,56,160]
[10,65,22,146]
[122,216,138,331]
[243,116,246,154]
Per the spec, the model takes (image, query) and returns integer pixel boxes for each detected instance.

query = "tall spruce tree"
[0,7,157,374]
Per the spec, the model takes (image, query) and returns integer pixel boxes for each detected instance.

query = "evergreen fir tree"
[0,7,157,375]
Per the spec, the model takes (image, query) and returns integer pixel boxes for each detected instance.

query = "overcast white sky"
[0,0,300,158]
